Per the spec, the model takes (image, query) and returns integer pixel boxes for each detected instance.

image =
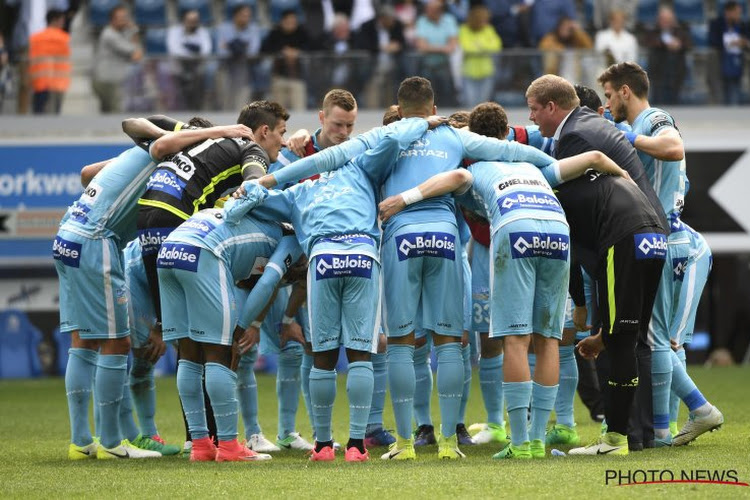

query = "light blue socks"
[65,348,98,446]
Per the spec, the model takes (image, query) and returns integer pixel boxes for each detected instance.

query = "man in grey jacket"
[92,4,142,113]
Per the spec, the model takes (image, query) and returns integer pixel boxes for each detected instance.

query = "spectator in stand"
[167,9,212,110]
[415,0,459,106]
[643,5,691,105]
[595,9,638,65]
[530,0,577,46]
[92,4,143,113]
[709,0,750,105]
[538,16,592,81]
[486,0,532,48]
[261,9,311,111]
[458,5,501,107]
[318,14,360,96]
[216,4,263,110]
[592,0,635,31]
[28,9,70,114]
[394,0,419,48]
[353,4,407,107]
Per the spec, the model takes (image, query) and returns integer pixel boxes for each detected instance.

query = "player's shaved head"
[469,102,508,139]
[382,105,400,125]
[574,84,602,111]
[526,74,580,110]
[237,100,290,132]
[597,62,650,99]
[397,77,434,115]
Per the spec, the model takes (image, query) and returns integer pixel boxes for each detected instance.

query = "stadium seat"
[0,310,42,379]
[690,23,709,47]
[53,326,71,375]
[674,0,704,24]
[144,28,169,56]
[637,0,659,26]
[133,0,168,27]
[582,0,594,27]
[225,0,257,20]
[177,0,213,24]
[88,0,120,28]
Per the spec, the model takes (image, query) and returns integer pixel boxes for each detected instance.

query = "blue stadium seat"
[690,23,709,47]
[53,326,71,375]
[144,28,168,55]
[674,0,704,24]
[637,0,660,26]
[582,0,594,27]
[88,0,120,28]
[134,0,168,26]
[225,0,257,20]
[0,310,42,379]
[177,0,213,24]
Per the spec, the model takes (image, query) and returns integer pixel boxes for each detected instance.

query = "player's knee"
[313,349,339,371]
[129,357,154,386]
[561,328,577,345]
[346,348,371,364]
[480,334,503,358]
[101,335,131,354]
[279,344,303,365]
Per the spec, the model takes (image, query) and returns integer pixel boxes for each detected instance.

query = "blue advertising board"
[0,143,131,265]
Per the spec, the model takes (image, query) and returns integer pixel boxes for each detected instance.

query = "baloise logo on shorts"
[396,232,456,261]
[146,168,187,200]
[315,253,373,280]
[634,233,668,260]
[497,191,563,216]
[175,218,216,238]
[673,257,688,281]
[156,243,200,272]
[138,227,173,255]
[510,232,569,260]
[53,236,82,267]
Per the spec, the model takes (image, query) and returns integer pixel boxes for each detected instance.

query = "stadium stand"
[0,310,42,379]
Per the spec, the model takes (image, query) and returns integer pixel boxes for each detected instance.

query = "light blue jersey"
[163,208,283,282]
[630,107,688,235]
[458,161,565,236]
[61,146,156,246]
[269,118,557,196]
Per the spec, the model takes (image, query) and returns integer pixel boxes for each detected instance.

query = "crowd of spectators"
[0,0,748,113]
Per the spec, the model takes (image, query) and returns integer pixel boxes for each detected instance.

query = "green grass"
[1,366,749,499]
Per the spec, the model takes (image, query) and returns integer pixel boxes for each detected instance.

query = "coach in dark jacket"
[526,74,668,453]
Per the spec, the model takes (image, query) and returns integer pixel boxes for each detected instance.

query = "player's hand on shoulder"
[286,129,311,157]
[221,124,255,141]
[426,115,449,129]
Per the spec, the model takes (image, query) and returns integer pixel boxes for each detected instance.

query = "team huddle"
[54,62,723,464]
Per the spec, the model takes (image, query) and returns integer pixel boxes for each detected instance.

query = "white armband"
[250,321,262,329]
[282,315,295,325]
[401,187,424,206]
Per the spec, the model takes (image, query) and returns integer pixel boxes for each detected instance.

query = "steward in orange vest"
[29,10,71,114]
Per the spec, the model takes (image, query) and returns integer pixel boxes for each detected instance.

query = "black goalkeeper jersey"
[138,136,269,220]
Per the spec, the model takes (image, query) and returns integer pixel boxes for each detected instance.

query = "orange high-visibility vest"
[29,27,71,92]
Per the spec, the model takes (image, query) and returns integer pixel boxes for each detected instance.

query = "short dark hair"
[187,116,215,128]
[724,1,740,11]
[46,9,65,25]
[574,84,602,110]
[280,9,298,20]
[468,102,508,139]
[448,110,470,129]
[382,105,400,125]
[322,89,357,113]
[237,100,290,131]
[109,4,127,21]
[397,77,434,113]
[232,4,252,17]
[597,62,649,99]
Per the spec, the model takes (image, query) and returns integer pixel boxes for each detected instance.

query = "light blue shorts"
[489,219,570,339]
[382,222,464,337]
[471,241,491,333]
[308,245,381,353]
[124,241,155,348]
[54,230,129,339]
[158,243,239,346]
[671,233,711,346]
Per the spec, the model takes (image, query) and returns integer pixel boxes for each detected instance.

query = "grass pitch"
[1,366,749,499]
